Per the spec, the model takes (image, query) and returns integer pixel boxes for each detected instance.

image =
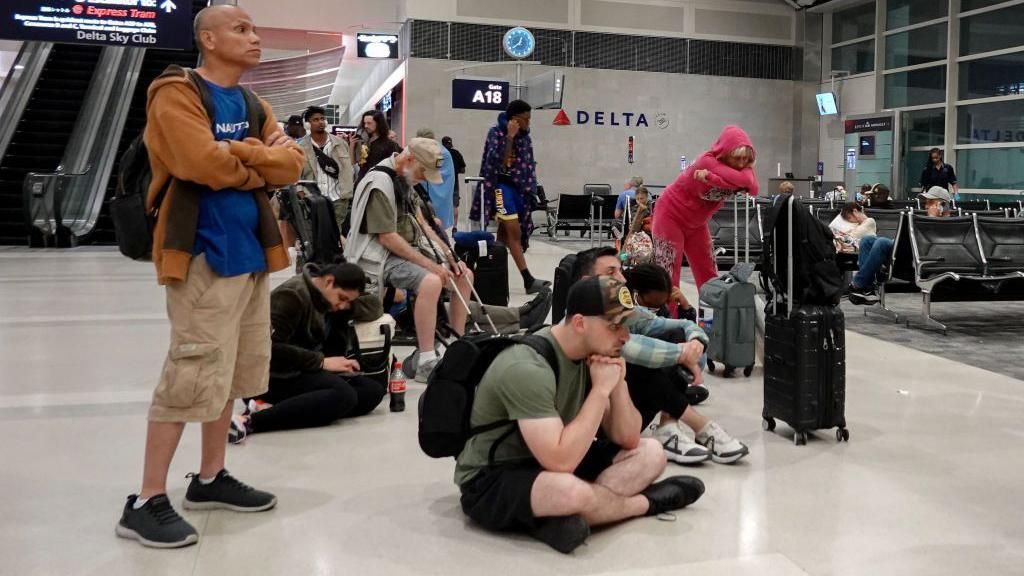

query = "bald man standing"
[116,6,303,548]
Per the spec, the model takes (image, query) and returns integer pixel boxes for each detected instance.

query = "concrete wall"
[406,58,800,205]
[818,73,875,182]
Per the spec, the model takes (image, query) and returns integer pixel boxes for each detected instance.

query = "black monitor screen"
[859,135,876,156]
[0,0,193,50]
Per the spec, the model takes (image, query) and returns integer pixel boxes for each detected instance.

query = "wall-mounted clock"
[503,26,536,59]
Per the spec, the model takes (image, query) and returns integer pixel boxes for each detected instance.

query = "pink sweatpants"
[652,207,719,305]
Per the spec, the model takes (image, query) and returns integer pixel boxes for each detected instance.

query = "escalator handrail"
[23,165,91,238]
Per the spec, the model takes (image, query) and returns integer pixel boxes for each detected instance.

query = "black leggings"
[626,364,691,430]
[250,371,387,433]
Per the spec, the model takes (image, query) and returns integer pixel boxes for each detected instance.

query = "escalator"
[0,44,101,245]
[87,0,208,245]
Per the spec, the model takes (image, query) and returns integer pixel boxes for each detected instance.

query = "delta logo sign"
[554,109,670,129]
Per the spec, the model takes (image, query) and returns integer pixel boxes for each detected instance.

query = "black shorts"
[459,439,622,533]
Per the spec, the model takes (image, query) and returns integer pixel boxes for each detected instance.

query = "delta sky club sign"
[553,109,669,129]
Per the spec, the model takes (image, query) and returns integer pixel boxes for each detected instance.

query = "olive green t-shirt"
[453,328,589,486]
[360,187,423,247]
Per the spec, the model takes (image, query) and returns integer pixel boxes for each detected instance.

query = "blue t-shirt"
[193,80,267,277]
[426,145,456,229]
[615,188,636,211]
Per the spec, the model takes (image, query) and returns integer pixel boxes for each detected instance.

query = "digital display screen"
[356,32,399,59]
[452,79,509,111]
[0,0,193,50]
[859,135,876,156]
[816,92,839,116]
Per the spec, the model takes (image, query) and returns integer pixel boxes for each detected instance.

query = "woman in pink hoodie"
[653,125,758,298]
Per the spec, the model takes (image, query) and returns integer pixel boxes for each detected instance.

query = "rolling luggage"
[278,181,341,272]
[761,195,849,446]
[551,253,577,324]
[456,243,510,306]
[699,270,756,377]
[699,193,756,377]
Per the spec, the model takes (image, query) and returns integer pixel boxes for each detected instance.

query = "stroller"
[276,180,342,272]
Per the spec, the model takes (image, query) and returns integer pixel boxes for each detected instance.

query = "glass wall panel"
[832,40,875,74]
[962,0,1015,12]
[960,4,1024,56]
[959,52,1024,100]
[905,109,946,147]
[885,66,947,108]
[958,148,1024,189]
[887,0,947,30]
[885,23,947,69]
[833,3,876,43]
[957,100,1024,144]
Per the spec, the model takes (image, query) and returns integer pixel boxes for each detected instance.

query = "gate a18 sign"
[451,79,510,111]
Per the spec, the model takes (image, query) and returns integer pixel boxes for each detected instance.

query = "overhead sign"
[357,32,399,59]
[845,116,892,134]
[0,0,193,50]
[451,79,509,111]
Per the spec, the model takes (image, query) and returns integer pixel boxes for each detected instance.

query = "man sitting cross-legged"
[456,276,705,554]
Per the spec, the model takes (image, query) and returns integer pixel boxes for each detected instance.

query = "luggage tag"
[477,239,488,259]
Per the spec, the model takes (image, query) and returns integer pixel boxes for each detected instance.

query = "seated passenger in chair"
[829,202,876,254]
[345,138,475,382]
[228,263,387,443]
[848,186,951,305]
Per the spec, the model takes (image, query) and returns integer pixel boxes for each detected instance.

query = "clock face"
[503,27,536,59]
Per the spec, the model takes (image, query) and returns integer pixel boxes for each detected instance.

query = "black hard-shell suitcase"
[762,195,849,445]
[763,305,847,445]
[457,244,509,306]
[551,253,577,324]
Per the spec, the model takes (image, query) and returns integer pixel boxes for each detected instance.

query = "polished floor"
[2,244,1023,576]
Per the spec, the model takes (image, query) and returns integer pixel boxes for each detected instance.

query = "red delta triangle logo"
[553,109,571,126]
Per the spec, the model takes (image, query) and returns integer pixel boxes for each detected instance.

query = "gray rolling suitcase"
[699,193,757,377]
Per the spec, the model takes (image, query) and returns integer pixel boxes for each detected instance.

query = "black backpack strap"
[480,335,561,465]
[183,68,216,132]
[370,165,413,214]
[239,86,267,139]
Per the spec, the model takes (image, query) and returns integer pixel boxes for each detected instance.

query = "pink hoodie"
[658,125,759,229]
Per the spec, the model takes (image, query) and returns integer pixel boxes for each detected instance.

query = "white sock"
[419,351,438,364]
[133,496,150,509]
[198,475,217,485]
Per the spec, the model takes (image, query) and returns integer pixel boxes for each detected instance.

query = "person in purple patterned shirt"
[474,100,551,294]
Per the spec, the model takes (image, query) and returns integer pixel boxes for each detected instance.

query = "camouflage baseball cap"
[565,276,635,325]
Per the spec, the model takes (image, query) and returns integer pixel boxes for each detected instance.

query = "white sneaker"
[414,356,441,384]
[696,421,750,464]
[652,422,711,465]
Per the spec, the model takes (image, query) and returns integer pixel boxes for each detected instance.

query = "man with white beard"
[345,138,474,383]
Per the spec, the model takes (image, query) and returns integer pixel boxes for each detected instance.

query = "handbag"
[312,142,340,179]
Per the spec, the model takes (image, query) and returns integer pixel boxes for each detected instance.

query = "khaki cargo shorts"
[149,254,271,423]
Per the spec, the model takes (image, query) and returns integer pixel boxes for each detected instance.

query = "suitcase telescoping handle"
[770,195,795,319]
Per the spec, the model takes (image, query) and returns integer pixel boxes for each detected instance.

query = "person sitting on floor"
[228,262,386,442]
[456,276,705,554]
[576,248,750,465]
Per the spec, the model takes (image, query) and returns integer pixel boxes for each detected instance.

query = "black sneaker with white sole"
[183,470,277,512]
[847,284,880,305]
[642,475,705,516]
[116,494,198,548]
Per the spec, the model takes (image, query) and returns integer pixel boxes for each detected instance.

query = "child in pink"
[652,125,759,302]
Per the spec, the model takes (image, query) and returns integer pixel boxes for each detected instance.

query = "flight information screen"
[0,0,193,50]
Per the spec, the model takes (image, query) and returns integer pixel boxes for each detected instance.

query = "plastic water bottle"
[680,155,688,171]
[389,360,406,412]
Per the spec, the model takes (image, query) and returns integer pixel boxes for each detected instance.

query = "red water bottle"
[389,360,406,412]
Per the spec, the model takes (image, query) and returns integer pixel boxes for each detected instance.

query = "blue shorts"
[494,182,523,222]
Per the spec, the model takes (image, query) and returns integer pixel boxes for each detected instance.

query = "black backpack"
[760,195,844,308]
[418,333,558,459]
[110,67,267,261]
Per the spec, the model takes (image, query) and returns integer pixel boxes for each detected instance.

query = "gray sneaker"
[116,494,198,549]
[182,470,277,512]
[415,356,441,383]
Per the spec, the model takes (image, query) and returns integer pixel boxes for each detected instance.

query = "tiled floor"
[2,244,1024,576]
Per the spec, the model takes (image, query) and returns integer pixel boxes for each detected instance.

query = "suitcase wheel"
[762,417,776,432]
[724,364,735,377]
[836,428,850,442]
[707,359,716,373]
[794,431,808,446]
[743,365,754,377]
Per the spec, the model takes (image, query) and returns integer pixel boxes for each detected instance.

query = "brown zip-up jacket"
[143,67,303,284]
